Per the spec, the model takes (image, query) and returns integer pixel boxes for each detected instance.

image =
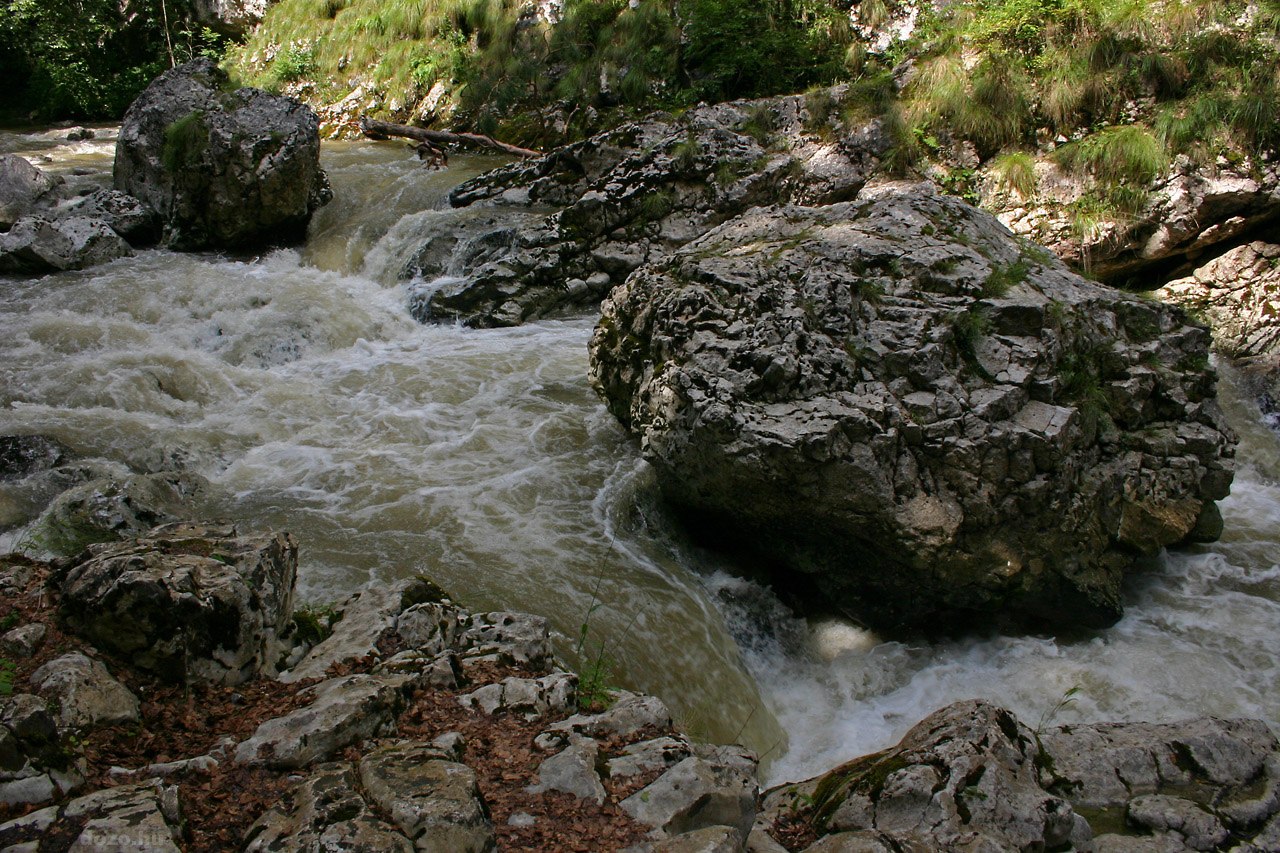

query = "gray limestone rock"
[30,653,140,730]
[528,736,606,803]
[359,744,495,852]
[244,753,494,853]
[458,672,576,719]
[607,736,694,779]
[0,215,133,274]
[462,611,554,670]
[1,623,46,657]
[281,576,450,683]
[234,673,414,769]
[62,188,162,246]
[0,155,63,229]
[1159,242,1280,364]
[589,182,1235,632]
[113,58,331,251]
[537,692,674,751]
[768,702,1280,853]
[622,747,758,842]
[409,95,883,327]
[55,522,296,685]
[32,470,206,555]
[55,783,183,853]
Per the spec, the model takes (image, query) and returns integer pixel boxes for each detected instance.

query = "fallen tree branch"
[358,117,541,160]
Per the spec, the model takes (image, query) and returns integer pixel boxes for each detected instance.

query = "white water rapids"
[1,130,1277,786]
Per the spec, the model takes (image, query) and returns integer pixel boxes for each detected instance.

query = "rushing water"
[2,130,1277,787]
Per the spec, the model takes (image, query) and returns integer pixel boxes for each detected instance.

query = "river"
[2,128,1277,787]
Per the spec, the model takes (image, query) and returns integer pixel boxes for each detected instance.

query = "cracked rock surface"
[589,182,1235,632]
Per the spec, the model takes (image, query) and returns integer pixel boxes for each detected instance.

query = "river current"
[2,129,1277,786]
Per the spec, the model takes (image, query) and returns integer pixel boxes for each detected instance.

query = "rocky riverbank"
[3,523,1278,852]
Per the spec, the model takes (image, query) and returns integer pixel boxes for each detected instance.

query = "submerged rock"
[114,58,332,251]
[31,470,207,554]
[590,183,1234,632]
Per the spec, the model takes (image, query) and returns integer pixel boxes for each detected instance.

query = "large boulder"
[589,182,1234,633]
[54,521,297,685]
[0,155,64,230]
[113,58,331,251]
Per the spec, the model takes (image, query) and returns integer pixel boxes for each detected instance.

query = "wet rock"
[63,188,162,246]
[55,522,296,685]
[622,745,758,842]
[589,183,1235,633]
[411,95,884,327]
[0,154,64,229]
[30,653,140,729]
[0,215,133,274]
[0,435,71,481]
[234,673,414,769]
[281,576,450,682]
[114,58,331,251]
[32,470,206,554]
[1127,794,1228,850]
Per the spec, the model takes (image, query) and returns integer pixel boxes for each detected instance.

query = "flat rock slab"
[245,753,495,853]
[234,673,413,769]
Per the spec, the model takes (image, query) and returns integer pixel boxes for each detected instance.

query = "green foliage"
[952,307,994,377]
[803,86,838,137]
[671,133,701,171]
[990,151,1037,199]
[291,603,339,646]
[680,0,850,101]
[0,0,222,121]
[1054,125,1166,186]
[268,45,315,87]
[162,111,209,173]
[740,104,779,147]
[0,657,13,696]
[982,259,1029,297]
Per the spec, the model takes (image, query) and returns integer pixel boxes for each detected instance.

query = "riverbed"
[2,130,1277,786]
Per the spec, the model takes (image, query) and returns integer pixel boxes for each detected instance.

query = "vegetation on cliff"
[0,0,227,122]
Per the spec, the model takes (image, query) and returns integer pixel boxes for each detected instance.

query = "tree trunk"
[358,117,541,161]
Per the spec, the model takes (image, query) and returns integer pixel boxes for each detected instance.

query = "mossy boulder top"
[589,183,1236,634]
[113,58,331,251]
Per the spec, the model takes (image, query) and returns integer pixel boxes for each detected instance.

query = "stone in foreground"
[114,58,331,251]
[55,522,296,685]
[762,700,1280,853]
[590,183,1234,632]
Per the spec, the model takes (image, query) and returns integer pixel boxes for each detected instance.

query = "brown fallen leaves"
[0,554,670,851]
